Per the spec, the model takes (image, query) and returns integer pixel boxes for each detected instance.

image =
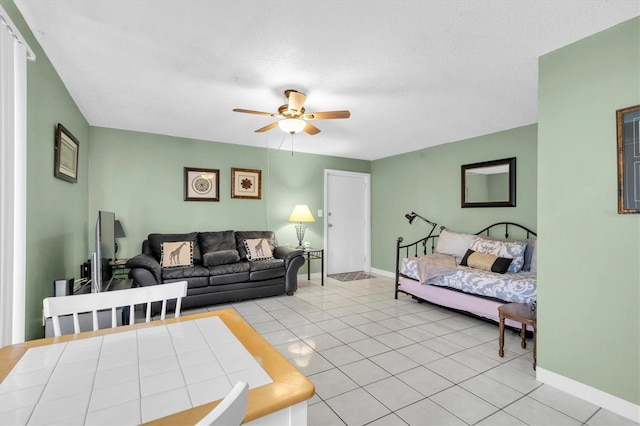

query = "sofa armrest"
[273,246,304,265]
[273,246,304,295]
[125,254,161,283]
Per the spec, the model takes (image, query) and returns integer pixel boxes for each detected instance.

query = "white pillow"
[436,230,476,260]
[469,237,527,273]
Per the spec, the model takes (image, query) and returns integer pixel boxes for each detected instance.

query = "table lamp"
[288,205,315,248]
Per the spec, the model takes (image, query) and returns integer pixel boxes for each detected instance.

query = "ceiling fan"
[233,89,350,135]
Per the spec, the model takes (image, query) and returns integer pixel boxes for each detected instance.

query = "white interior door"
[324,170,371,275]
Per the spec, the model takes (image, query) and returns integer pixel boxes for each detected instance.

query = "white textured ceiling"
[15,0,640,160]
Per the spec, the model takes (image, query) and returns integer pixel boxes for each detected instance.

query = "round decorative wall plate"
[192,176,212,194]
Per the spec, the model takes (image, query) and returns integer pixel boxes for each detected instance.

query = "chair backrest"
[196,381,249,426]
[43,281,188,337]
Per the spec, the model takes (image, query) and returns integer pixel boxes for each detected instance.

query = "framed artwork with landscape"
[184,167,220,201]
[231,168,262,199]
[616,104,640,214]
[54,123,79,183]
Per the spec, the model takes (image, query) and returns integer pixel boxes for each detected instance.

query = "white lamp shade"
[288,205,315,223]
[278,118,306,135]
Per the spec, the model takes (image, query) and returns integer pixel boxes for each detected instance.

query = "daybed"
[126,230,305,312]
[395,222,537,328]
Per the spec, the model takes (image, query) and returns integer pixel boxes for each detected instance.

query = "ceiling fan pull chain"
[291,134,294,156]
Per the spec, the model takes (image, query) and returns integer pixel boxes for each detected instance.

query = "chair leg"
[498,315,505,357]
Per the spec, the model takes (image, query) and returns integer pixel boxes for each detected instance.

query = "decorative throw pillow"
[460,249,512,274]
[481,235,536,271]
[435,229,476,260]
[529,241,537,274]
[148,232,200,264]
[243,238,273,261]
[160,241,193,268]
[203,250,240,267]
[469,237,527,273]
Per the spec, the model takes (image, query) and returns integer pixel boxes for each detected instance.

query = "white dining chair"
[196,381,249,426]
[43,281,188,337]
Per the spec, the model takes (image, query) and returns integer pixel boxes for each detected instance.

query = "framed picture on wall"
[184,167,220,201]
[231,168,262,200]
[616,104,640,214]
[54,123,79,183]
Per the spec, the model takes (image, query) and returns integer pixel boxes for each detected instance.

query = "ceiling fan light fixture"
[278,118,306,135]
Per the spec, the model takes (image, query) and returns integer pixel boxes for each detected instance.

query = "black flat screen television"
[90,211,115,293]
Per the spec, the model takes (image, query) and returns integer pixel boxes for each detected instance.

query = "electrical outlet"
[317,209,323,217]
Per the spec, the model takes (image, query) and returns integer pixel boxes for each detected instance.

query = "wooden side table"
[498,302,537,370]
[304,248,324,286]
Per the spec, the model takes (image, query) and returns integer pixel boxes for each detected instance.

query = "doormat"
[328,271,376,282]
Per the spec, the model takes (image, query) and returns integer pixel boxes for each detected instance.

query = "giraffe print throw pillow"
[243,238,274,261]
[160,241,194,268]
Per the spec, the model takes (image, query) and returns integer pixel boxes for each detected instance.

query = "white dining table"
[0,309,314,425]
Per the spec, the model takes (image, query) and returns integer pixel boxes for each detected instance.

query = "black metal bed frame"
[395,222,537,299]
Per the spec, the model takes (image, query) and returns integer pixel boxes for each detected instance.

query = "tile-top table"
[0,309,314,425]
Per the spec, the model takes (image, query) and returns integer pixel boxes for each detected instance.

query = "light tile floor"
[180,275,638,426]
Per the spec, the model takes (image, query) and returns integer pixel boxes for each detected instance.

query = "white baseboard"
[370,267,394,278]
[537,367,640,423]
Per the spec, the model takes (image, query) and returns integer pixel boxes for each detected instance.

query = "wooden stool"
[498,302,537,370]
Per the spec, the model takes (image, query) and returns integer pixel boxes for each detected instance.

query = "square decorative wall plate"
[231,168,262,200]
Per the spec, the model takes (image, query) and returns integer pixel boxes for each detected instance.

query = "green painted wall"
[2,0,91,341]
[370,124,537,273]
[538,18,640,405]
[88,127,370,261]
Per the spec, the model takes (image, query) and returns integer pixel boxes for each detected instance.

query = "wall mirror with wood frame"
[461,157,516,208]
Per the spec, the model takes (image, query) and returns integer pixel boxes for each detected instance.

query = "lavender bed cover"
[400,258,537,304]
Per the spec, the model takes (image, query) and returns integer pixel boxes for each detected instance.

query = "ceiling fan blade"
[254,122,279,133]
[288,91,307,114]
[304,110,351,120]
[233,108,277,117]
[303,122,321,135]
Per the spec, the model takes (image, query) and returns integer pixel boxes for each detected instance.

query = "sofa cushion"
[149,232,201,264]
[161,265,210,282]
[243,238,274,261]
[250,267,285,281]
[249,258,285,272]
[236,231,277,259]
[207,261,251,276]
[160,241,193,268]
[199,231,236,254]
[202,250,240,267]
[209,272,251,286]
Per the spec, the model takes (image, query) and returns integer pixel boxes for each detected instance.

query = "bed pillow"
[529,241,537,273]
[460,249,512,274]
[242,238,274,261]
[160,241,193,268]
[480,236,536,271]
[469,237,527,273]
[436,229,476,260]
